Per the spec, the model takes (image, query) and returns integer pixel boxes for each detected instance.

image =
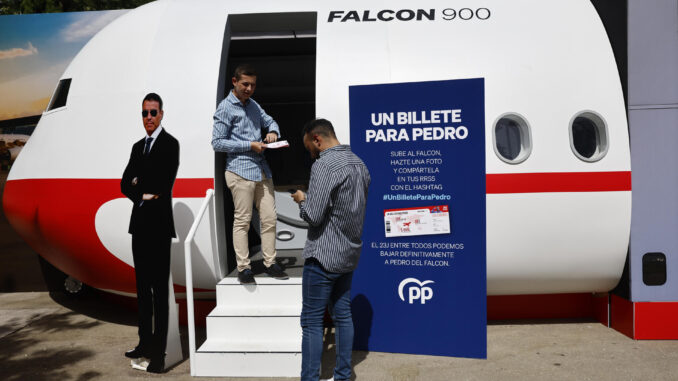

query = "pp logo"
[398,278,434,304]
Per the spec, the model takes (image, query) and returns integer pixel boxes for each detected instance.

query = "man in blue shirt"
[212,64,288,284]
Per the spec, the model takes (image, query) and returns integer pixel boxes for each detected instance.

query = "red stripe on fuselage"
[486,171,631,194]
[3,171,630,294]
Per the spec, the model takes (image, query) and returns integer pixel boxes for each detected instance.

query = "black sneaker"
[238,269,256,284]
[265,263,289,280]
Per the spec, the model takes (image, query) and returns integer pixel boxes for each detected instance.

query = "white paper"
[384,205,450,237]
[264,140,289,149]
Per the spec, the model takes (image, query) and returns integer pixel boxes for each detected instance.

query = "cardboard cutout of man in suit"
[121,92,179,373]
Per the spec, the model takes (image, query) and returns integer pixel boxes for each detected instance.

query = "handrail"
[277,213,309,229]
[184,188,214,376]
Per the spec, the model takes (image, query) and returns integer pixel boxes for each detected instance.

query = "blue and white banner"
[350,78,486,358]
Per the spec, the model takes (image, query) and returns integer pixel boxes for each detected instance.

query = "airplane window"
[493,113,531,164]
[570,111,608,162]
[47,78,72,111]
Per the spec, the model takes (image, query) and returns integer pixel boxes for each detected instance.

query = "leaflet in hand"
[265,140,289,149]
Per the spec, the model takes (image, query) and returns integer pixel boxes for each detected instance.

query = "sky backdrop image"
[0,10,127,121]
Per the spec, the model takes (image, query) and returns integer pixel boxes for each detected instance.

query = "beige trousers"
[225,171,277,272]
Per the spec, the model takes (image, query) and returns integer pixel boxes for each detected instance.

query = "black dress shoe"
[124,346,149,359]
[238,269,256,284]
[265,263,289,280]
[146,357,165,373]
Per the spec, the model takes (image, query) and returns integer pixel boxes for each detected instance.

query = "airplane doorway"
[214,12,316,275]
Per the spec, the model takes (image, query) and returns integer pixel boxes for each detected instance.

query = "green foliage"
[0,0,155,14]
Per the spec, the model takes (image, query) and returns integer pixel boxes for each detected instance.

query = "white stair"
[193,276,303,377]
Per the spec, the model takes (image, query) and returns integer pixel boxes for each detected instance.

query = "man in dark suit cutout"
[121,92,179,373]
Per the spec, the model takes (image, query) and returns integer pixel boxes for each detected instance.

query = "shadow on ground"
[48,288,202,372]
[49,290,138,327]
[0,310,102,381]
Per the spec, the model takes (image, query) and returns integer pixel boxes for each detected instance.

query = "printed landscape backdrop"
[0,10,126,123]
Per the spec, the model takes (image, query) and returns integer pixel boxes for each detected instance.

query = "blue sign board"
[349,78,486,358]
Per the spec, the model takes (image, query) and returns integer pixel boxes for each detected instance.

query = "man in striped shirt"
[291,119,370,381]
[212,64,288,284]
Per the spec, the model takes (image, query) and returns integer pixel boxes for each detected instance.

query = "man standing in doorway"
[291,118,371,381]
[212,64,288,284]
[121,93,179,373]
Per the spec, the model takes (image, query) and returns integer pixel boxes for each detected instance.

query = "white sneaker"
[320,377,334,381]
[130,357,149,371]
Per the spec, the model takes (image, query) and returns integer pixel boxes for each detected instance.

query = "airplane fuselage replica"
[4,0,629,307]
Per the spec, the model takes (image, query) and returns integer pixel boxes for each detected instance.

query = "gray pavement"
[2,291,678,381]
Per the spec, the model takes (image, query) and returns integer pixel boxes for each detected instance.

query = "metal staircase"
[194,277,302,377]
[184,189,306,377]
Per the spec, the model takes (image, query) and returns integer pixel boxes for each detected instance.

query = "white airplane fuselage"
[2,0,630,297]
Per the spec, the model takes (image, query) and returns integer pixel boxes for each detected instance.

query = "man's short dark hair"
[233,64,257,80]
[303,118,337,138]
[142,92,163,110]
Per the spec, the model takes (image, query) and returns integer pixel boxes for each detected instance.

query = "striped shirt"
[300,145,371,273]
[211,91,280,181]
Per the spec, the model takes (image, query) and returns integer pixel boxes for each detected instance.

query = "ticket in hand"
[384,205,451,238]
[264,140,289,149]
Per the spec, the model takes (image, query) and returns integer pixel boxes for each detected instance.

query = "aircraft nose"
[3,179,44,253]
[2,178,137,293]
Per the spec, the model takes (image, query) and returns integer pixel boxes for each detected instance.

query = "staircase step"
[198,338,300,353]
[193,271,304,377]
[208,304,301,316]
[216,277,302,306]
[217,276,302,285]
[193,350,301,377]
[206,315,301,341]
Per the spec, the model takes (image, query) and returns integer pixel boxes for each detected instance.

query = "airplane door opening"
[214,12,317,275]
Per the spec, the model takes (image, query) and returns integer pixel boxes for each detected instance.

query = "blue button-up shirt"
[212,91,280,181]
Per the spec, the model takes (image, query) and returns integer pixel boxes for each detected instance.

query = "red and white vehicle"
[3,0,630,305]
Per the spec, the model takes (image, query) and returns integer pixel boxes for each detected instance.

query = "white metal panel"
[487,191,631,294]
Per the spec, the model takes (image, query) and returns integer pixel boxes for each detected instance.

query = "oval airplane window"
[493,113,532,164]
[569,111,608,162]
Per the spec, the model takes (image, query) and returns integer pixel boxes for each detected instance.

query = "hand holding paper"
[264,140,289,149]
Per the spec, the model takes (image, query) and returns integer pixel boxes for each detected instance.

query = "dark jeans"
[300,258,354,381]
[131,234,171,359]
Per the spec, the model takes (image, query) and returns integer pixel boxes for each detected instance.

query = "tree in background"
[0,0,154,14]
